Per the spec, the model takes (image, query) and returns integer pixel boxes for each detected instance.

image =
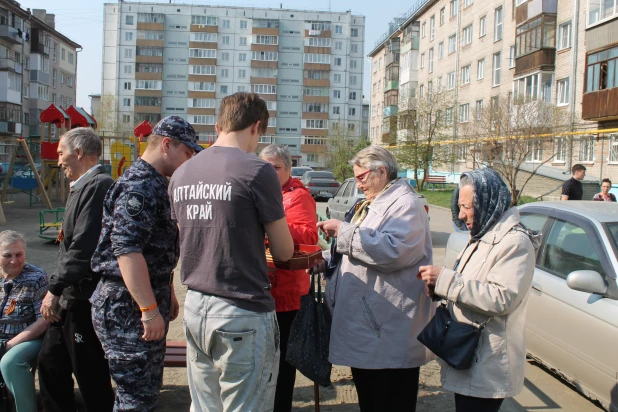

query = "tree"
[392,89,455,191]
[326,124,369,182]
[94,94,132,136]
[461,93,570,206]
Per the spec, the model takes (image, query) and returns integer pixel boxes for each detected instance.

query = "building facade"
[0,1,80,146]
[102,2,365,168]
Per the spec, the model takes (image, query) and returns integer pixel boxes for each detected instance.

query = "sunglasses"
[354,169,373,183]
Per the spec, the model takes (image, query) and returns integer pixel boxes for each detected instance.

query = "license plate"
[319,191,329,196]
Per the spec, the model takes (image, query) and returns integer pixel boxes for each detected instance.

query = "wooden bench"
[425,175,447,190]
[164,341,187,367]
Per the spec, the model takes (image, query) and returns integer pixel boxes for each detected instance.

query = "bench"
[425,175,447,190]
[164,341,187,367]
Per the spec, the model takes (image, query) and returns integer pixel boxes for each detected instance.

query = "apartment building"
[0,1,80,143]
[102,2,365,168]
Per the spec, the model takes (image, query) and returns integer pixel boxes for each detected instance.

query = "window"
[463,24,473,46]
[460,103,470,122]
[240,20,248,29]
[223,19,230,28]
[306,38,331,47]
[126,15,134,25]
[526,140,543,162]
[67,75,73,87]
[304,54,330,64]
[421,53,425,69]
[457,145,467,162]
[192,115,215,125]
[335,57,342,66]
[239,37,247,46]
[461,65,471,84]
[440,7,445,25]
[350,60,358,69]
[188,98,215,108]
[477,59,485,79]
[420,84,425,98]
[437,76,443,92]
[189,49,216,58]
[190,65,216,75]
[541,220,604,280]
[475,99,483,119]
[430,16,436,40]
[555,137,568,162]
[60,72,65,84]
[336,25,343,34]
[480,16,486,37]
[333,90,341,98]
[515,15,556,57]
[351,28,359,37]
[509,45,516,68]
[350,75,358,85]
[124,65,132,74]
[189,81,214,91]
[348,123,356,132]
[220,85,228,94]
[255,35,278,45]
[579,136,595,162]
[305,119,327,129]
[307,154,319,162]
[448,34,457,53]
[588,0,618,26]
[125,32,133,41]
[333,106,340,115]
[513,72,553,103]
[238,69,246,78]
[239,53,247,61]
[52,69,57,88]
[124,82,131,90]
[464,0,473,6]
[450,0,458,18]
[422,22,426,38]
[558,21,572,50]
[492,52,501,86]
[349,92,357,100]
[446,107,453,125]
[335,41,343,50]
[557,78,570,105]
[125,48,133,58]
[252,84,277,94]
[494,7,503,41]
[123,98,131,107]
[429,48,434,73]
[334,73,342,83]
[123,115,131,123]
[438,42,444,59]
[220,68,229,78]
[447,71,456,89]
[191,16,217,25]
[61,48,65,60]
[251,51,278,61]
[222,36,230,45]
[136,80,162,89]
[349,108,356,116]
[221,52,229,61]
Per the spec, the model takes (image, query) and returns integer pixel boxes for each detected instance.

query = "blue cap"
[152,116,203,153]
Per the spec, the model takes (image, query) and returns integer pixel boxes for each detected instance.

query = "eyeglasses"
[354,169,373,183]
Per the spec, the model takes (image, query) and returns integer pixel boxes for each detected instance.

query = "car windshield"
[306,172,335,179]
[604,223,618,255]
[292,168,310,176]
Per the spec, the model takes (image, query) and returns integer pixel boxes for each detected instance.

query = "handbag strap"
[309,267,323,303]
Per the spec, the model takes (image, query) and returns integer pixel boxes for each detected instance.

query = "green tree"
[326,124,369,182]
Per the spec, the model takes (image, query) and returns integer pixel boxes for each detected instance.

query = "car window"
[334,182,348,197]
[520,212,549,232]
[343,182,354,198]
[307,172,335,179]
[541,220,605,280]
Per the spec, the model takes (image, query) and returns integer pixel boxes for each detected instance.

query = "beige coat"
[434,207,537,398]
[326,179,436,369]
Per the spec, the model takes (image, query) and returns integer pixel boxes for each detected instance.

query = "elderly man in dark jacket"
[37,127,115,412]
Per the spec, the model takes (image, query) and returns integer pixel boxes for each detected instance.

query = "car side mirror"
[566,270,607,295]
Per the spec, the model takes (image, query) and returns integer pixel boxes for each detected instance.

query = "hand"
[170,290,180,322]
[141,309,165,341]
[317,219,343,241]
[418,265,443,286]
[41,292,61,323]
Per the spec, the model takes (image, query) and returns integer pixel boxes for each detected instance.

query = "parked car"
[300,171,340,200]
[326,178,429,220]
[444,201,618,411]
[291,166,314,178]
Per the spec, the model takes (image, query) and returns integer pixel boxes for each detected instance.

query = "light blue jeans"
[184,290,280,412]
[0,338,43,412]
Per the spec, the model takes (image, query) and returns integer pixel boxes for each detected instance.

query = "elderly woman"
[593,178,617,201]
[317,146,434,412]
[0,231,48,412]
[419,169,539,412]
[260,144,318,412]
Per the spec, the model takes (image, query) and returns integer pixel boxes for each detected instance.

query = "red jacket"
[271,177,318,312]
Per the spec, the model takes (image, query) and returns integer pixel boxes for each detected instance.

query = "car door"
[329,181,349,220]
[524,212,618,408]
[338,181,356,218]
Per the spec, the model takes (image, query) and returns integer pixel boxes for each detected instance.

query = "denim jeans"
[184,290,280,412]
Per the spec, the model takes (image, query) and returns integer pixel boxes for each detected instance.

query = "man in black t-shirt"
[561,164,586,200]
[169,92,294,411]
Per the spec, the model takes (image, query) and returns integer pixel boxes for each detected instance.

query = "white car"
[445,201,618,411]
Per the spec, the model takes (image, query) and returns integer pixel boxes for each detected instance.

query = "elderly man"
[38,127,115,412]
[91,116,201,411]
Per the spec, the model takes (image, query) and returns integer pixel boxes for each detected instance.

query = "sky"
[21,0,415,112]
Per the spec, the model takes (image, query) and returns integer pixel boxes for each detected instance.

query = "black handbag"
[285,270,332,387]
[417,303,490,370]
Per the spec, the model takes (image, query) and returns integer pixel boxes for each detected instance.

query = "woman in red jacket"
[260,144,318,412]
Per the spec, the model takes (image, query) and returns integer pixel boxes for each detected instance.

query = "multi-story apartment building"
[0,2,80,145]
[102,2,365,168]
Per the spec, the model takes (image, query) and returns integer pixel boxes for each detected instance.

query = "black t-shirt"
[561,177,583,200]
[169,146,285,312]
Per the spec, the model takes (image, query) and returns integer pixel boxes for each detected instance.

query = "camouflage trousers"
[91,281,171,412]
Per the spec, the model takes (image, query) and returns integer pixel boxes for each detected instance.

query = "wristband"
[139,302,157,312]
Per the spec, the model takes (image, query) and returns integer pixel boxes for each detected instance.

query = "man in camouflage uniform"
[90,116,202,411]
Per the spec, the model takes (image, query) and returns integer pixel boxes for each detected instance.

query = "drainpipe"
[567,0,580,175]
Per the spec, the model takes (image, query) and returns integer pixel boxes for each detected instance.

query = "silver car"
[445,201,618,411]
[300,171,340,199]
[326,178,429,220]
[291,166,313,178]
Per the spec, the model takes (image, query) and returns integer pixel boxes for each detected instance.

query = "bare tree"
[392,89,455,191]
[326,122,369,182]
[461,93,570,206]
[94,94,132,136]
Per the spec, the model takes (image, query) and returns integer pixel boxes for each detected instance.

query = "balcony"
[0,58,15,71]
[515,49,555,76]
[582,88,618,121]
[30,70,50,85]
[31,29,49,55]
[301,144,327,153]
[383,105,398,117]
[516,0,558,25]
[0,121,22,134]
[0,24,23,44]
[385,80,399,92]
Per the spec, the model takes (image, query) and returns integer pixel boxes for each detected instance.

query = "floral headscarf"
[451,168,512,241]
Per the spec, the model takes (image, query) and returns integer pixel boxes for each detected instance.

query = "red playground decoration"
[134,121,153,141]
[66,106,97,129]
[40,104,69,127]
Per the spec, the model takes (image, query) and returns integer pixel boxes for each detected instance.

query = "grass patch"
[517,195,538,205]
[418,189,455,209]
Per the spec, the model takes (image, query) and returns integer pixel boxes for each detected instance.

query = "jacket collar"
[70,164,107,192]
[282,177,308,194]
[479,207,521,245]
[368,179,410,217]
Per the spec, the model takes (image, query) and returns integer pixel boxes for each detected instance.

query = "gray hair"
[351,145,399,180]
[60,127,102,157]
[259,144,292,169]
[460,174,474,189]
[0,231,26,249]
